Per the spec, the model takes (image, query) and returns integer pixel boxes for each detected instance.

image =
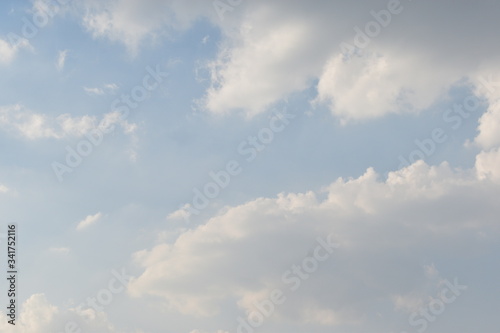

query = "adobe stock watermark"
[398,76,495,168]
[7,0,73,47]
[57,268,132,333]
[401,278,467,333]
[51,64,168,182]
[339,0,404,56]
[236,233,339,333]
[213,0,243,21]
[178,108,295,222]
[477,75,500,95]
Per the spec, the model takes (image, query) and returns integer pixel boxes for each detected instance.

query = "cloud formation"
[128,153,500,329]
[76,212,102,231]
[0,104,136,140]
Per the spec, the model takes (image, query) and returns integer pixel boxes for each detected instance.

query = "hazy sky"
[0,0,499,332]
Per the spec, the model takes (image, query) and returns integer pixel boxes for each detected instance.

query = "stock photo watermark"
[213,0,243,21]
[58,267,132,333]
[7,0,72,48]
[5,224,17,326]
[401,277,467,333]
[340,0,404,56]
[236,233,339,333]
[51,64,168,182]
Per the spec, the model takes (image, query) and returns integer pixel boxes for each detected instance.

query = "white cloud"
[76,212,102,231]
[0,184,9,193]
[56,49,68,71]
[104,83,119,93]
[472,74,500,149]
[56,113,96,137]
[84,83,119,96]
[0,104,135,140]
[15,294,57,332]
[166,204,191,222]
[196,0,484,119]
[0,104,60,139]
[128,156,500,327]
[66,1,500,120]
[314,51,457,122]
[475,148,500,183]
[203,20,322,116]
[0,38,31,64]
[80,0,209,55]
[0,104,94,139]
[475,100,500,149]
[0,294,126,333]
[84,86,105,95]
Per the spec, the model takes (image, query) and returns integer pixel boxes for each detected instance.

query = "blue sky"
[0,1,499,332]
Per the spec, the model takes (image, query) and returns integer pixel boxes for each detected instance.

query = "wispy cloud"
[0,104,136,140]
[56,49,68,71]
[83,87,105,95]
[48,247,70,254]
[0,104,95,140]
[84,83,119,96]
[76,212,102,231]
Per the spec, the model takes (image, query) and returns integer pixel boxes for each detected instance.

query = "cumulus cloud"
[203,19,324,116]
[200,0,500,119]
[475,148,500,183]
[471,71,500,150]
[63,1,500,120]
[128,155,500,329]
[76,212,102,231]
[5,2,498,332]
[314,51,456,122]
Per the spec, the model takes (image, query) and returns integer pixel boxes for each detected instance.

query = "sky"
[0,0,499,332]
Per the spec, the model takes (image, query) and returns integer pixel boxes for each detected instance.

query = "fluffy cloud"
[128,154,500,330]
[200,0,500,119]
[74,0,500,120]
[314,51,459,122]
[203,18,326,116]
[475,148,500,183]
[474,99,500,149]
[471,71,500,150]
[0,104,135,140]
